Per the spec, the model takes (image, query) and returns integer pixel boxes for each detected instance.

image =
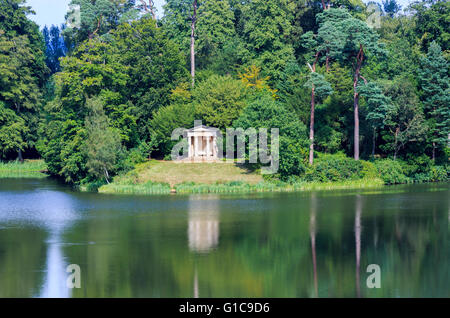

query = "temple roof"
[186,125,220,132]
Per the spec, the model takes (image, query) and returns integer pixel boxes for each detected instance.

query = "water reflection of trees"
[2,186,446,297]
[65,192,448,297]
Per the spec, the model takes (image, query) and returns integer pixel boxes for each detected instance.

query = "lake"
[0,178,448,297]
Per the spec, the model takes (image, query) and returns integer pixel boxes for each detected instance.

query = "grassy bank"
[0,160,48,178]
[98,160,385,195]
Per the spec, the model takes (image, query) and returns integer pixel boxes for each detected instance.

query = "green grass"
[97,159,385,195]
[173,178,385,194]
[123,160,263,188]
[0,160,48,178]
[99,180,171,194]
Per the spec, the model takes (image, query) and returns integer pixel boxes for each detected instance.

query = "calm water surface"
[0,178,448,297]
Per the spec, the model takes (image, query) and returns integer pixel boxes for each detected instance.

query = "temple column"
[206,136,211,158]
[188,135,192,158]
[212,137,217,158]
[194,136,199,158]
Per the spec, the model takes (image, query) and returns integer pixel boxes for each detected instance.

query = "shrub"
[304,153,371,182]
[374,159,410,185]
[428,165,448,182]
[149,103,195,156]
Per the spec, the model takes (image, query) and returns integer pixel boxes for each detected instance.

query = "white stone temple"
[185,122,220,162]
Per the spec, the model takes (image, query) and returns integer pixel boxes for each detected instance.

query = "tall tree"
[137,0,157,24]
[240,0,296,84]
[304,71,333,164]
[358,82,392,157]
[84,97,122,183]
[418,41,449,160]
[42,25,67,74]
[408,0,449,52]
[382,0,401,17]
[0,102,28,159]
[64,0,138,46]
[301,8,350,164]
[190,0,197,87]
[382,97,427,160]
[196,0,236,69]
[0,0,48,160]
[339,12,385,160]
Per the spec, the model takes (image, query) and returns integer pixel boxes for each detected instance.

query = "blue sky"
[26,0,415,28]
[26,0,166,27]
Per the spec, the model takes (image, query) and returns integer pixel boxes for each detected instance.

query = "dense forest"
[0,0,448,187]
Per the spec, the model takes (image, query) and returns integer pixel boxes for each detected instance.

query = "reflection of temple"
[188,196,220,253]
[188,196,220,298]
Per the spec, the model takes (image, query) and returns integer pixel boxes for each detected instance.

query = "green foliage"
[304,153,374,182]
[149,103,195,156]
[418,41,449,157]
[304,72,333,100]
[64,0,139,47]
[42,25,66,74]
[374,159,409,185]
[0,1,48,159]
[408,1,449,52]
[193,74,250,129]
[239,0,297,83]
[83,97,123,184]
[0,102,28,159]
[379,76,427,160]
[1,0,448,190]
[233,93,308,179]
[358,82,392,130]
[196,0,236,67]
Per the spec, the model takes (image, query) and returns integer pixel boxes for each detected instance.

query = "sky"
[26,0,416,28]
[26,0,166,28]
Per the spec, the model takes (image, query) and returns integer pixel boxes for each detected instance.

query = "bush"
[426,165,448,182]
[374,159,410,185]
[304,153,373,182]
[149,103,195,156]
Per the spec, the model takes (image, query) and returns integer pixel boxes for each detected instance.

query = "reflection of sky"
[0,189,79,231]
[0,187,78,298]
[38,233,71,298]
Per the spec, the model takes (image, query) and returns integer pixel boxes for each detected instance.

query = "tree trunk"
[354,89,360,161]
[353,45,364,161]
[309,86,315,165]
[104,167,110,184]
[140,1,158,27]
[149,0,157,26]
[17,148,23,163]
[190,0,197,88]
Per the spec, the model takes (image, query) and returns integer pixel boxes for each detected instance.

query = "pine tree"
[358,82,392,157]
[418,41,450,160]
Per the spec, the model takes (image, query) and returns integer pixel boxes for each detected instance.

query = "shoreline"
[96,178,386,195]
[0,160,48,178]
[1,159,448,195]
